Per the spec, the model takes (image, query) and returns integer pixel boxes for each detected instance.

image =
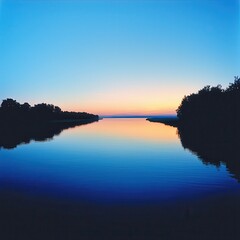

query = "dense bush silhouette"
[177,76,240,132]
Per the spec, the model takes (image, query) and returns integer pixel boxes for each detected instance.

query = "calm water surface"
[0,119,240,239]
[0,118,239,202]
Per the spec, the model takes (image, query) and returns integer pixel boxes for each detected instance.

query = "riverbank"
[146,117,179,127]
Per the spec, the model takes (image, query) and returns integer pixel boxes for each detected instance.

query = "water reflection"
[83,118,179,142]
[178,125,240,182]
[1,118,240,239]
[0,118,238,203]
[0,119,98,149]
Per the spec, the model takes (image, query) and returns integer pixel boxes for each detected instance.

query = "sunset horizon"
[1,1,240,239]
[1,0,238,116]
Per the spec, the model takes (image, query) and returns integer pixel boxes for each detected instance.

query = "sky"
[0,0,239,116]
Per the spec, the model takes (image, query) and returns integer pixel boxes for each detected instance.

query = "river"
[0,118,239,239]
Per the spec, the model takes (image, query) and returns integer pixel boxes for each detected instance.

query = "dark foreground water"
[0,118,240,240]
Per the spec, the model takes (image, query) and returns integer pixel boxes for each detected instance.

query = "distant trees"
[0,99,99,125]
[1,98,21,110]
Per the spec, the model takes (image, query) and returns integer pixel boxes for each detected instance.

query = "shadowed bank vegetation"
[177,76,240,130]
[149,76,240,181]
[0,99,99,149]
[147,116,179,127]
[176,76,240,181]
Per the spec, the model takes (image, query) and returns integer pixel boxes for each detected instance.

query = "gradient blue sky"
[0,0,239,115]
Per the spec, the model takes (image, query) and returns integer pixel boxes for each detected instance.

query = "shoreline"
[146,117,179,127]
[51,118,99,124]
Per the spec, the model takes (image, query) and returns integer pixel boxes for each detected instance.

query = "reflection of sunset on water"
[65,118,178,143]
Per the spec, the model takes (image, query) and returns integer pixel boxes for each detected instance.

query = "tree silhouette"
[177,77,240,130]
[1,98,21,110]
[0,99,98,125]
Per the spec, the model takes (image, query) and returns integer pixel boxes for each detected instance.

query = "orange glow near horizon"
[25,80,200,116]
[57,84,195,116]
[62,103,177,116]
[65,118,178,143]
[60,98,179,116]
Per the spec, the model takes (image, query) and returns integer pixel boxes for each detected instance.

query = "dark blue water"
[0,118,239,201]
[1,118,240,239]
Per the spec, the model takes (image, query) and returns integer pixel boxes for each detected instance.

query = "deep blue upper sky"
[0,0,239,115]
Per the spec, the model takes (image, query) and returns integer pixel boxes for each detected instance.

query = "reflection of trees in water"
[178,124,240,182]
[0,120,98,150]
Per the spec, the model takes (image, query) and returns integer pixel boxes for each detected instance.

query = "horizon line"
[101,114,177,118]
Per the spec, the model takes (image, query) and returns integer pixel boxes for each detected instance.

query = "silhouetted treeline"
[0,99,99,125]
[177,76,240,133]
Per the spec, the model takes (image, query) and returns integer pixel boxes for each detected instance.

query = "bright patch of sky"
[0,0,239,115]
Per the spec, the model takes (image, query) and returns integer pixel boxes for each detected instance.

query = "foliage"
[0,99,98,124]
[176,76,240,130]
